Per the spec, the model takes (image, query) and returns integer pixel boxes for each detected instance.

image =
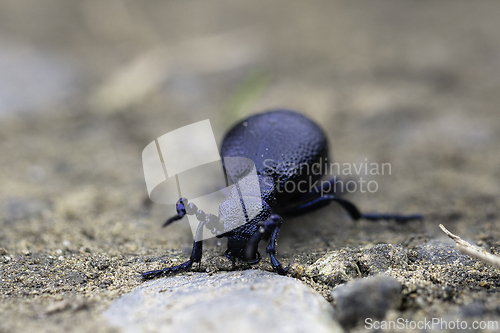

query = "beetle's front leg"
[142,240,201,280]
[264,215,286,275]
[245,214,286,275]
[142,216,206,280]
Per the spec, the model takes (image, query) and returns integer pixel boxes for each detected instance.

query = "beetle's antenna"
[167,199,221,236]
[162,214,184,227]
[163,198,187,227]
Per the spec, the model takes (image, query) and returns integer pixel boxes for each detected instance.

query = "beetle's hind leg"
[282,195,422,222]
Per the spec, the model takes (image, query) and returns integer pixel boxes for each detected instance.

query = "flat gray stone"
[103,270,343,333]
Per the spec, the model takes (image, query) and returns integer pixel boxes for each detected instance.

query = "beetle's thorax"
[215,174,275,237]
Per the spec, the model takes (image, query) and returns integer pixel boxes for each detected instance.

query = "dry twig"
[439,224,500,270]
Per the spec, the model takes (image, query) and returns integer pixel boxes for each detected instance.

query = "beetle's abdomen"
[221,109,328,200]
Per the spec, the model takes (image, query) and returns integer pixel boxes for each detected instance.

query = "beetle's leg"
[225,237,262,264]
[360,212,423,221]
[246,251,262,264]
[278,177,340,214]
[265,215,286,275]
[224,248,236,262]
[142,216,206,280]
[277,177,342,217]
[283,195,422,222]
[141,240,202,280]
[244,214,280,260]
[244,215,286,274]
[245,231,264,261]
[282,195,360,217]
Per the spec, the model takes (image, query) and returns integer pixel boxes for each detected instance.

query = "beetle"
[142,109,422,280]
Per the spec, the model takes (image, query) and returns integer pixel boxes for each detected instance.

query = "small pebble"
[331,274,402,328]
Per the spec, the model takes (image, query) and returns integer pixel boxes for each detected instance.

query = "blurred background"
[1,1,500,329]
[2,0,500,260]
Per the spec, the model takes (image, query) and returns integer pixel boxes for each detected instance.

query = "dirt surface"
[1,1,500,332]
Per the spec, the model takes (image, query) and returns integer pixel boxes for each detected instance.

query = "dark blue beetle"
[142,109,422,280]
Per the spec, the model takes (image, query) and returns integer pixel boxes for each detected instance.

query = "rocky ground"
[1,1,500,332]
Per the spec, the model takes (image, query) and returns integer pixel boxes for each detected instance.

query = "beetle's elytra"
[142,109,422,280]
